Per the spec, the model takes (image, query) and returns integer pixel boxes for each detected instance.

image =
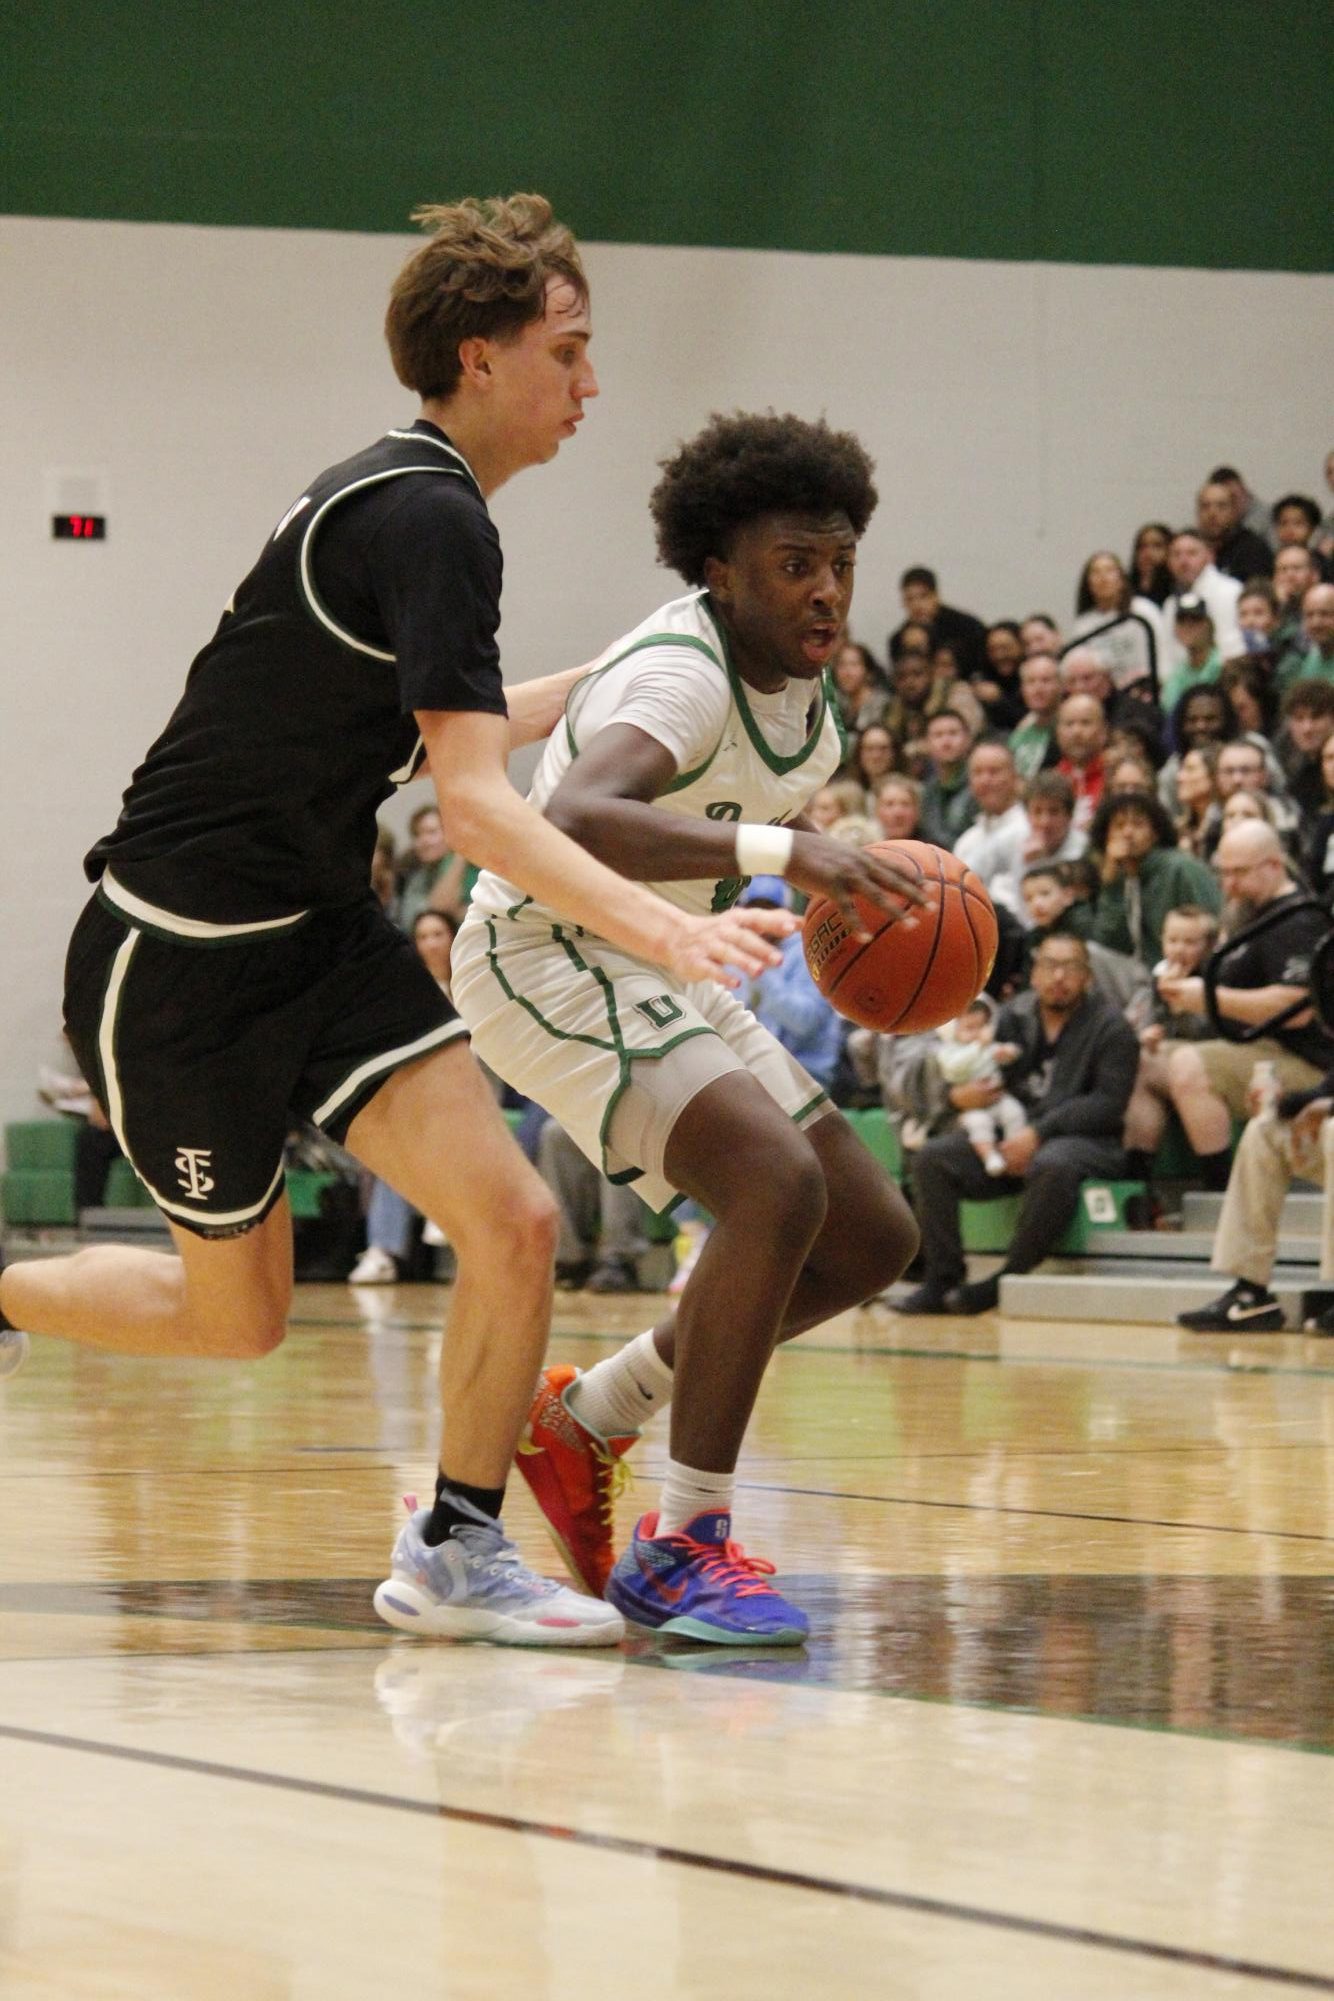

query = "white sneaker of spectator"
[348,1246,398,1286]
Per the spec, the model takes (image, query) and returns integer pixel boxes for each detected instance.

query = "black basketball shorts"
[63,879,467,1239]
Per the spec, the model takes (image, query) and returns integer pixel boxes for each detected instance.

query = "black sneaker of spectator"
[893,1282,958,1316]
[586,1259,640,1295]
[1177,1280,1284,1332]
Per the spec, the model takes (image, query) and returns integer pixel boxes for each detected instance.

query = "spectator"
[1203,738,1299,855]
[934,999,1027,1175]
[1088,789,1221,967]
[831,639,889,736]
[1271,493,1332,579]
[1277,680,1334,819]
[1160,683,1230,808]
[1220,656,1279,744]
[396,802,470,931]
[371,825,398,913]
[539,1117,652,1293]
[1237,577,1280,652]
[1023,769,1087,866]
[347,910,459,1284]
[1129,522,1174,606]
[1160,822,1334,1187]
[976,621,1027,730]
[1067,550,1166,697]
[1320,449,1334,563]
[743,876,846,1092]
[1286,583,1334,688]
[807,778,867,831]
[1020,861,1146,1010]
[1209,465,1273,548]
[889,565,987,681]
[1303,732,1334,900]
[954,741,1030,916]
[1161,596,1223,714]
[1107,752,1157,795]
[919,709,978,849]
[1173,744,1222,857]
[873,773,924,842]
[848,721,899,806]
[1196,478,1274,583]
[1218,789,1284,844]
[1009,652,1063,778]
[1272,546,1321,662]
[1176,1082,1334,1334]
[1059,645,1115,706]
[1054,692,1108,833]
[1163,529,1243,669]
[896,934,1138,1315]
[1020,612,1063,658]
[1122,904,1221,1175]
[883,629,984,767]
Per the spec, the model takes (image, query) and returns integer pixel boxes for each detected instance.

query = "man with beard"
[1159,822,1334,1195]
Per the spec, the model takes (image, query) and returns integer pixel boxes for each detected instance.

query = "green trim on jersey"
[563,630,726,775]
[704,594,832,777]
[482,914,717,1185]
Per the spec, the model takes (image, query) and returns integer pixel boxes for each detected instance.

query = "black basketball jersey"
[85,421,508,926]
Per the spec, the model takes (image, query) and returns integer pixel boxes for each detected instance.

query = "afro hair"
[650,412,878,587]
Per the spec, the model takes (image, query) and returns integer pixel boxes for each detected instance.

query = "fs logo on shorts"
[174,1147,216,1200]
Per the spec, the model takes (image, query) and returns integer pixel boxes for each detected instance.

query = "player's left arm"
[546,724,926,928]
[504,661,600,749]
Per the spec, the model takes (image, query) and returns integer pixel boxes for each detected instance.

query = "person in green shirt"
[1285,582,1334,689]
[1160,596,1223,714]
[1008,651,1063,778]
[1088,789,1221,967]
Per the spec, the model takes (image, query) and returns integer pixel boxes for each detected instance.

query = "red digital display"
[53,514,106,540]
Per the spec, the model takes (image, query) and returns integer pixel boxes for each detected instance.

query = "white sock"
[567,1329,674,1440]
[656,1459,735,1538]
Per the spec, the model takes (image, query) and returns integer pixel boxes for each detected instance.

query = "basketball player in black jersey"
[0,195,792,1647]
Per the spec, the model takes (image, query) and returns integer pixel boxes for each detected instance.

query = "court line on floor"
[287,1314,1334,1380]
[1,1721,1330,1993]
[732,1478,1334,1544]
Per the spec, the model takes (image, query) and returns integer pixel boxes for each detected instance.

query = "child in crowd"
[933,998,1025,1175]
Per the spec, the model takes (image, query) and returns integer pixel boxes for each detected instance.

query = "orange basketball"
[801,838,998,1034]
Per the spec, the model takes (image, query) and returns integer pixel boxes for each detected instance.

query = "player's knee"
[771,1137,829,1241]
[202,1313,287,1360]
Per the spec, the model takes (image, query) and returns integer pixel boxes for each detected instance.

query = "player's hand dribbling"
[784,833,929,940]
[661,906,798,989]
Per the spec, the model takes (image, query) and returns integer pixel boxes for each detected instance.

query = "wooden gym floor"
[3,1283,1334,1998]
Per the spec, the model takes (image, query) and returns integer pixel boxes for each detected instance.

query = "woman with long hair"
[849,721,899,807]
[831,638,889,736]
[1173,744,1221,857]
[1220,655,1279,744]
[1067,548,1166,698]
[1129,522,1174,606]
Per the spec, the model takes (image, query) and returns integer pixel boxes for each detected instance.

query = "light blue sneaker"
[373,1497,625,1648]
[0,1329,29,1382]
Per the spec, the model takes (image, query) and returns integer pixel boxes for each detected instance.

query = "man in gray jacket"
[896,935,1139,1315]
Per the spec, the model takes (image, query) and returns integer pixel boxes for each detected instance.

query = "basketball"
[801,838,998,1033]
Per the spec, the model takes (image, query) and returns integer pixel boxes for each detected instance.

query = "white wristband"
[735,822,795,877]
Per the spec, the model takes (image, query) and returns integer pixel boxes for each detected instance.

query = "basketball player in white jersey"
[441,413,922,1644]
[0,198,795,1650]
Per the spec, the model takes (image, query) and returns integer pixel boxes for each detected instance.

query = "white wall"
[2,214,1331,1134]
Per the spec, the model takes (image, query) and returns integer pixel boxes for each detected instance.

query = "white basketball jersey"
[469,590,844,923]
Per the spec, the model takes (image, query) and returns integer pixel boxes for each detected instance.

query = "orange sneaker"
[516,1364,637,1596]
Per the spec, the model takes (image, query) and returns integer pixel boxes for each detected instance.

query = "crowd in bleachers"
[820,456,1334,1320]
[360,456,1334,1323]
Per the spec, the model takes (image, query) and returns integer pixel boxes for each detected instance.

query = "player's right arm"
[417,709,793,987]
[544,721,927,936]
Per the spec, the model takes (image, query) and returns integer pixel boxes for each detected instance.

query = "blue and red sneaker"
[605,1510,808,1646]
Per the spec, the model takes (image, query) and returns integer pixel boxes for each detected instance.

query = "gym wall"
[2,1,1331,1129]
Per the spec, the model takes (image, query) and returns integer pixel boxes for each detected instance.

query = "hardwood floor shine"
[3,1283,1334,1997]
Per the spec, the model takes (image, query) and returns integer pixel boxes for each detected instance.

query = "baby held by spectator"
[934,997,1025,1175]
